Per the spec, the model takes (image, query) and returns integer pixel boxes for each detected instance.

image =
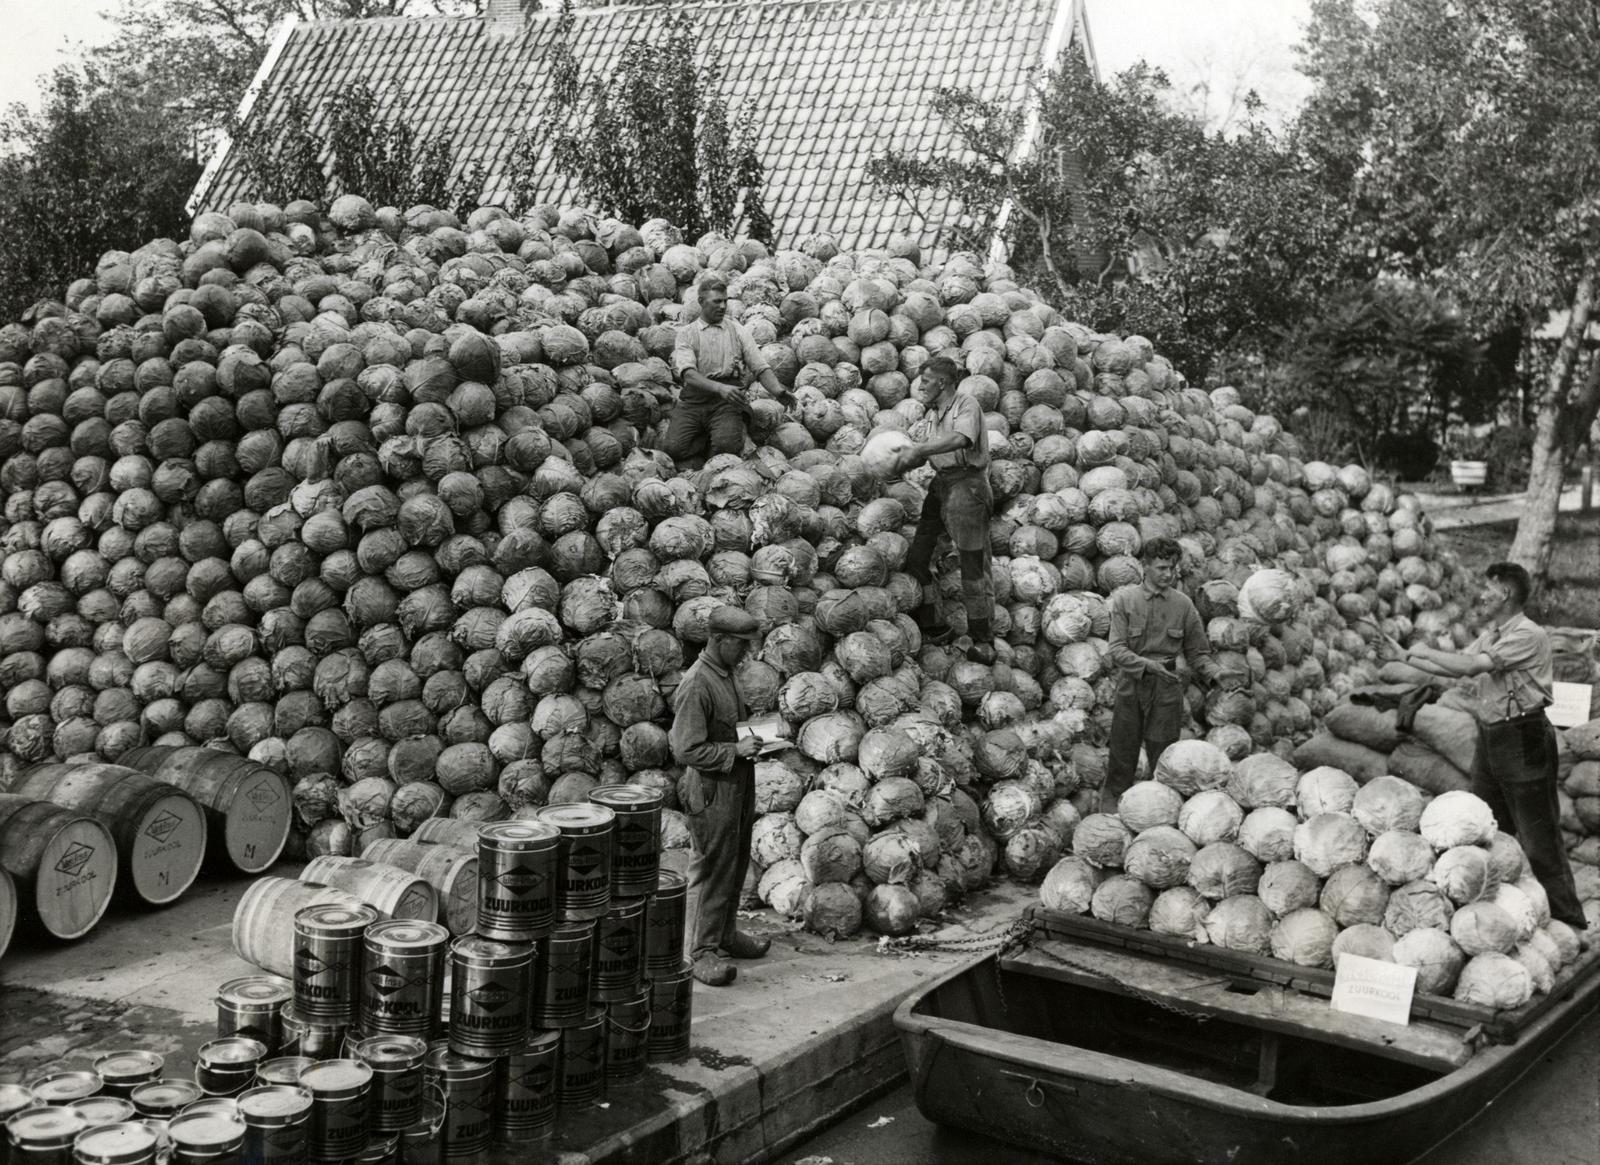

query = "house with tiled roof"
[191,0,1097,253]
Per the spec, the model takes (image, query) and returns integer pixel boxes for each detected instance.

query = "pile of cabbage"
[1041,743,1591,1010]
[1563,717,1600,899]
[0,193,1471,937]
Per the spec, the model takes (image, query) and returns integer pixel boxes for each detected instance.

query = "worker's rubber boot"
[692,952,736,986]
[914,603,953,646]
[723,930,771,959]
[966,619,997,665]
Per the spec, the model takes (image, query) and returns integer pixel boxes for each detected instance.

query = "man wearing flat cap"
[669,605,770,986]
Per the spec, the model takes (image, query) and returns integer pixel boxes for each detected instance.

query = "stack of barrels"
[0,749,291,960]
[216,781,693,1160]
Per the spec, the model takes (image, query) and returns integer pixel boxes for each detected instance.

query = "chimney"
[485,0,543,36]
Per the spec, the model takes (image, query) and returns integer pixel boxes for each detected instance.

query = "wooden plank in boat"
[999,939,1474,1073]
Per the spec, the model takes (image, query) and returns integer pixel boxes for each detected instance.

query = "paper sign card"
[736,713,792,755]
[1331,953,1417,1026]
[1547,682,1594,729]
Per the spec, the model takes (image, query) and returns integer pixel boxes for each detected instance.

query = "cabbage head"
[805,881,863,939]
[1489,883,1538,943]
[1296,767,1359,817]
[1351,776,1424,836]
[1258,860,1321,917]
[981,781,1041,840]
[1117,780,1182,832]
[1188,842,1262,900]
[1072,813,1133,869]
[1152,739,1233,796]
[1331,924,1396,964]
[863,776,926,828]
[1419,790,1497,849]
[1393,927,1466,996]
[758,859,812,918]
[1485,832,1528,884]
[1512,944,1554,995]
[1294,813,1369,877]
[1430,845,1494,905]
[865,883,920,936]
[1237,808,1297,863]
[1384,879,1455,937]
[857,728,920,782]
[1039,856,1101,914]
[795,789,852,836]
[1450,901,1520,955]
[1367,830,1436,886]
[1124,826,1197,889]
[863,832,922,885]
[1270,908,1339,968]
[800,826,864,885]
[1204,895,1273,953]
[1320,864,1390,926]
[1227,753,1298,810]
[1238,569,1301,625]
[1178,790,1244,847]
[1453,952,1532,1009]
[1002,826,1063,883]
[1091,875,1154,928]
[1148,887,1210,942]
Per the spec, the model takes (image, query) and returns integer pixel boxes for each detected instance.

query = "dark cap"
[708,606,760,641]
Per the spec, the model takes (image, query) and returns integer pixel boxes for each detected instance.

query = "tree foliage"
[533,7,771,242]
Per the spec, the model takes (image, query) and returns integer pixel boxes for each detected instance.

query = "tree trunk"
[1509,272,1596,584]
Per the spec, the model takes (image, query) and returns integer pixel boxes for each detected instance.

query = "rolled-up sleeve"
[1485,624,1541,673]
[951,395,981,447]
[669,679,735,773]
[1106,590,1146,675]
[672,324,700,378]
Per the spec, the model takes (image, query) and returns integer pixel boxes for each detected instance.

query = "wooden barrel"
[0,867,15,960]
[116,747,292,875]
[12,764,207,906]
[409,818,487,852]
[361,839,479,936]
[232,876,366,978]
[0,793,118,940]
[299,857,439,922]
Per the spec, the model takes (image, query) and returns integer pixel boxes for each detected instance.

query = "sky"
[0,0,1315,127]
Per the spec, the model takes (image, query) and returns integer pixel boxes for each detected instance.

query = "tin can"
[7,1107,86,1165]
[195,1040,267,1098]
[235,1085,311,1165]
[395,1096,444,1165]
[447,937,531,1058]
[646,960,693,1063]
[590,895,646,1002]
[28,1073,102,1105]
[420,1049,492,1160]
[292,903,376,1025]
[252,1060,313,1090]
[533,805,613,923]
[360,920,447,1039]
[276,1008,344,1063]
[473,821,557,943]
[166,1110,245,1165]
[67,1099,137,1128]
[493,1032,557,1144]
[295,1061,370,1165]
[91,1054,164,1102]
[643,871,687,976]
[586,785,661,898]
[130,1081,204,1122]
[352,1036,426,1135]
[556,1009,605,1110]
[0,1083,36,1120]
[603,989,652,1084]
[529,921,592,1030]
[215,977,293,1051]
[72,1122,158,1165]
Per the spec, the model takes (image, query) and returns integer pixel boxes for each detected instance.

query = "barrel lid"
[354,1035,428,1068]
[477,820,559,847]
[6,1105,85,1146]
[297,1060,373,1093]
[177,1098,239,1121]
[0,1084,35,1118]
[588,785,663,810]
[235,1085,312,1121]
[69,1097,138,1124]
[197,1038,267,1067]
[94,1051,165,1081]
[131,1080,204,1111]
[518,1031,561,1054]
[534,803,615,831]
[293,902,378,935]
[255,1058,315,1086]
[655,869,687,892]
[166,1112,246,1150]
[603,895,647,918]
[364,919,450,950]
[450,935,534,964]
[72,1122,158,1162]
[28,1070,102,1102]
[421,1047,495,1076]
[215,976,292,1006]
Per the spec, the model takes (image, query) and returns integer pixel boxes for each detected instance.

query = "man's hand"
[735,736,763,759]
[1146,658,1181,683]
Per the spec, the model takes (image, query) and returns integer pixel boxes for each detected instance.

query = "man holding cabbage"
[1103,537,1239,813]
[1394,562,1587,930]
[670,605,772,986]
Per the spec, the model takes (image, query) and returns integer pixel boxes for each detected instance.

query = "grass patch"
[1435,511,1600,629]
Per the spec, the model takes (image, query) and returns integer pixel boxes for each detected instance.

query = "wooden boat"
[894,906,1600,1165]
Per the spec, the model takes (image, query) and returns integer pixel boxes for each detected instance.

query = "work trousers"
[1105,670,1185,802]
[662,389,748,464]
[684,760,756,958]
[1471,713,1587,928]
[905,469,996,629]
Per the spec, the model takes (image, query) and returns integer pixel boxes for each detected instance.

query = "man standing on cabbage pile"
[670,606,771,986]
[1103,537,1235,813]
[664,273,793,467]
[1397,562,1587,930]
[895,356,999,664]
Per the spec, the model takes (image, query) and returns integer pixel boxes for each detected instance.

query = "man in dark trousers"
[897,356,999,664]
[665,273,792,466]
[669,605,770,986]
[1399,562,1587,929]
[1103,536,1236,813]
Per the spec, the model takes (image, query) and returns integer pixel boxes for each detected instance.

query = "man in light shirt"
[1401,562,1586,929]
[666,273,792,467]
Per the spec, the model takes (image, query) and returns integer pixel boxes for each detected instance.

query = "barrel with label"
[494,1031,558,1144]
[557,1009,606,1109]
[360,920,447,1039]
[0,793,118,940]
[352,1036,427,1134]
[532,803,614,922]
[195,1038,268,1097]
[298,1060,371,1165]
[167,1108,247,1165]
[591,895,646,1002]
[215,977,293,1051]
[116,748,292,876]
[646,961,694,1063]
[12,764,206,907]
[8,1105,85,1163]
[360,840,477,936]
[130,1079,204,1120]
[447,936,531,1058]
[93,1053,164,1099]
[29,1071,102,1104]
[299,857,438,923]
[421,1048,494,1160]
[232,878,367,979]
[530,921,593,1029]
[603,990,652,1084]
[72,1120,157,1165]
[474,821,557,942]
[236,1084,312,1165]
[644,870,688,976]
[409,819,485,852]
[293,902,377,1026]
[587,785,661,898]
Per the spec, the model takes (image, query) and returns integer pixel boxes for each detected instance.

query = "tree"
[530,7,772,242]
[867,54,1347,384]
[0,63,200,317]
[1297,0,1600,583]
